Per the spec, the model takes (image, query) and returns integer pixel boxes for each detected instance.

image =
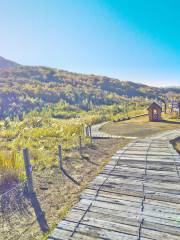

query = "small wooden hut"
[147,102,162,121]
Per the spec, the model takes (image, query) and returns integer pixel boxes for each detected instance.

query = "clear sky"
[0,0,180,87]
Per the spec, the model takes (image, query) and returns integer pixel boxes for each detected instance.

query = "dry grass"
[0,113,105,182]
[101,115,180,138]
[0,138,130,240]
[172,137,180,153]
[176,141,180,152]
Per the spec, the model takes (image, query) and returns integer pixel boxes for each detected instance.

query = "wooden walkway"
[48,129,180,240]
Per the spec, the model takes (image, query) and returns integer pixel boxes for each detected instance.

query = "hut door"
[153,109,158,120]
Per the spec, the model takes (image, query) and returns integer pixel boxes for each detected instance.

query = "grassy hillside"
[1,58,179,119]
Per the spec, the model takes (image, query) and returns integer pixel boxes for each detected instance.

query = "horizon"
[1,55,180,89]
[0,0,180,87]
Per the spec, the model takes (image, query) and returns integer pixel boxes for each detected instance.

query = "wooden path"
[48,129,180,240]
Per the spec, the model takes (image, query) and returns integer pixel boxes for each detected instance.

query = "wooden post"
[87,126,90,137]
[84,125,87,137]
[89,125,93,145]
[58,145,63,170]
[23,148,34,194]
[90,125,92,137]
[23,149,49,233]
[79,136,82,155]
[164,102,167,114]
[84,126,86,137]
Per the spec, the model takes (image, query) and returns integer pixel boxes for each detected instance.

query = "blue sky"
[0,0,180,86]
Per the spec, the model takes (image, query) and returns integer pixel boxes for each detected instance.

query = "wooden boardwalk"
[48,129,180,240]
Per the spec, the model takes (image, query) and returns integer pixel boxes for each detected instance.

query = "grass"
[175,140,180,153]
[111,109,146,121]
[0,137,130,240]
[0,108,179,190]
[0,106,146,182]
[0,115,95,182]
[101,114,180,138]
[172,137,180,153]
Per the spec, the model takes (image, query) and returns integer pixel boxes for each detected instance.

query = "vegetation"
[0,57,180,119]
[174,138,180,153]
[0,56,19,69]
[0,56,179,183]
[102,115,180,138]
[0,103,146,182]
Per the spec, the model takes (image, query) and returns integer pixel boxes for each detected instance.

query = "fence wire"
[0,181,31,220]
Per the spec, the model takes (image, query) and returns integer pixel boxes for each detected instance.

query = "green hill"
[0,57,179,119]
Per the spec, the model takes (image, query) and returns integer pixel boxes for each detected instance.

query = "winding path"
[49,129,180,240]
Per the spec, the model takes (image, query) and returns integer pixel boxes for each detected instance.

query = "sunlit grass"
[0,151,25,180]
[0,112,106,180]
[111,109,146,121]
[0,106,146,181]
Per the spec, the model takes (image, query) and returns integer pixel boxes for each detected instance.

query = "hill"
[0,56,19,69]
[0,56,179,119]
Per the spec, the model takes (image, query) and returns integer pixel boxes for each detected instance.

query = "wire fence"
[0,125,93,226]
[0,113,146,223]
[0,118,141,236]
[0,181,30,221]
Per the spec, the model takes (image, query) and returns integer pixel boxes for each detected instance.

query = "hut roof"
[147,102,162,110]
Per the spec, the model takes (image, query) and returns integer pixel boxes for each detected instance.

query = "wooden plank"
[49,228,73,240]
[70,232,102,239]
[100,171,180,183]
[76,224,138,240]
[81,192,180,214]
[141,227,180,240]
[88,185,180,204]
[82,211,180,236]
[89,181,180,196]
[81,217,139,235]
[75,198,179,222]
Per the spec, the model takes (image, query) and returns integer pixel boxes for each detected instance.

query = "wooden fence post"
[23,148,49,233]
[84,125,88,137]
[89,125,93,145]
[58,145,63,170]
[79,136,82,155]
[23,148,34,194]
